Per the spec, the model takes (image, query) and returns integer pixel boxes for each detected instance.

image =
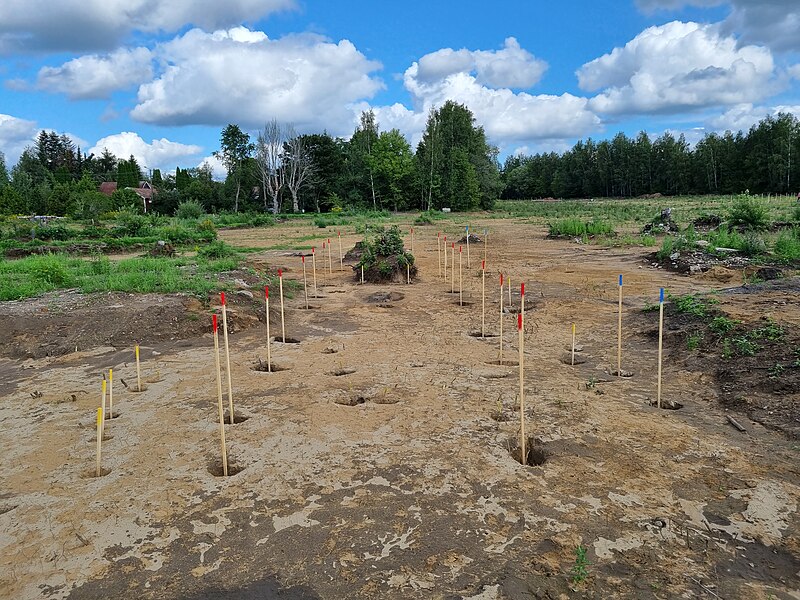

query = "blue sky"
[1,0,798,175]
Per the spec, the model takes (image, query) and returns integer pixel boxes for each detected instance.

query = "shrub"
[728,195,770,230]
[774,229,800,262]
[739,232,767,257]
[198,240,237,260]
[196,218,217,235]
[175,201,205,220]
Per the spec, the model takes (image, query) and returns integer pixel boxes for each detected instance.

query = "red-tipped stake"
[520,282,525,324]
[311,247,318,297]
[338,231,343,272]
[443,235,448,282]
[301,255,309,309]
[220,292,234,424]
[459,246,463,306]
[212,314,228,476]
[437,232,442,277]
[264,287,271,372]
[499,274,504,365]
[327,238,332,274]
[451,243,456,294]
[571,323,576,366]
[278,269,286,343]
[518,312,526,466]
[481,260,486,338]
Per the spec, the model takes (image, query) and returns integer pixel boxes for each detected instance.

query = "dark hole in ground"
[82,467,112,479]
[297,305,321,310]
[377,303,394,308]
[650,399,684,410]
[104,412,121,420]
[468,331,499,338]
[610,369,634,378]
[453,300,474,307]
[222,411,250,424]
[491,410,511,422]
[509,437,549,466]
[128,384,148,393]
[329,367,356,376]
[372,395,399,404]
[322,347,338,354]
[0,504,17,515]
[335,395,366,406]
[366,291,404,303]
[207,459,245,477]
[559,353,588,365]
[252,359,289,372]
[274,337,301,344]
[486,359,519,366]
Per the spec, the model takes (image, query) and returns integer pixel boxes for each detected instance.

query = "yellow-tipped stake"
[338,231,343,271]
[278,269,286,343]
[459,245,463,306]
[302,255,309,309]
[220,292,235,425]
[481,260,486,338]
[212,315,228,477]
[499,274,504,365]
[108,368,113,420]
[437,232,442,277]
[451,243,456,294]
[518,312,526,465]
[264,287,272,373]
[465,226,471,269]
[442,235,448,282]
[571,323,576,366]
[311,247,318,297]
[95,407,102,477]
[101,378,107,440]
[134,344,142,392]
[657,288,665,409]
[617,275,623,377]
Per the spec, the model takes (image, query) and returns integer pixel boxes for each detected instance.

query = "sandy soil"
[1,220,798,600]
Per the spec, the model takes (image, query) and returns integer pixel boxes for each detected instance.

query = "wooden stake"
[360,264,364,284]
[302,256,309,309]
[101,378,106,440]
[483,228,488,262]
[481,260,486,338]
[220,292,234,425]
[212,315,228,477]
[571,323,576,366]
[451,243,455,294]
[459,246,463,306]
[617,274,623,377]
[135,344,142,392]
[499,274,504,365]
[521,282,525,325]
[278,269,286,343]
[437,232,442,277]
[443,236,447,282]
[338,231,343,271]
[265,287,271,373]
[657,288,664,410]
[108,368,113,420]
[311,247,318,297]
[518,313,525,466]
[508,275,512,308]
[407,262,410,284]
[327,238,332,274]
[95,407,102,477]
[465,226,471,269]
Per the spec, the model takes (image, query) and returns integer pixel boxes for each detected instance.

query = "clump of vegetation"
[728,195,770,231]
[197,240,238,260]
[669,293,718,318]
[175,201,206,220]
[570,545,590,585]
[548,218,614,238]
[357,225,416,283]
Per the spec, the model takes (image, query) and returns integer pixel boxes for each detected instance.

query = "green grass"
[0,253,245,300]
[548,218,615,237]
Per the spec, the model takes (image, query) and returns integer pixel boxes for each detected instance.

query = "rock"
[696,240,710,248]
[715,247,739,253]
[234,278,250,289]
[689,265,702,274]
[669,252,680,261]
[236,290,254,299]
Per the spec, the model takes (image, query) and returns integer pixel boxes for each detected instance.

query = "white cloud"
[130,27,384,134]
[579,21,776,115]
[416,37,548,89]
[366,40,600,149]
[709,103,800,132]
[88,132,202,172]
[36,47,153,99]
[0,113,38,165]
[636,0,800,52]
[197,155,227,180]
[0,0,296,53]
[788,64,800,80]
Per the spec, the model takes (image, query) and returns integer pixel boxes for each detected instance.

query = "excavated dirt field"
[1,219,799,600]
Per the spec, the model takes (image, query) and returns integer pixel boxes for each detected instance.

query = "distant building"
[98,181,156,213]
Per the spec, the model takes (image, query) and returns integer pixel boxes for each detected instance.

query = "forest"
[0,102,798,217]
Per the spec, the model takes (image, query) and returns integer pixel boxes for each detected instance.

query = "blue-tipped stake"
[619,274,623,286]
[657,287,665,408]
[660,288,665,303]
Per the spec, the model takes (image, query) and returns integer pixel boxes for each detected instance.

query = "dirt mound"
[357,255,417,284]
[642,208,679,234]
[149,240,176,257]
[342,241,365,265]
[458,233,483,244]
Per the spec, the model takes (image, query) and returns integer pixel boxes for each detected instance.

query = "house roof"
[99,181,118,196]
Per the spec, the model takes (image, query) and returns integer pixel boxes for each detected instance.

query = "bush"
[739,232,767,257]
[728,195,770,230]
[774,228,800,262]
[198,240,237,260]
[175,201,205,220]
[115,210,149,237]
[196,218,217,235]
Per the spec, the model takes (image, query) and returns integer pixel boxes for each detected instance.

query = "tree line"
[1,106,798,217]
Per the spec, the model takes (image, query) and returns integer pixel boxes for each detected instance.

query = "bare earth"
[1,219,798,600]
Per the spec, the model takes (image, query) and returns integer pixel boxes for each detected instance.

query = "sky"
[0,0,799,177]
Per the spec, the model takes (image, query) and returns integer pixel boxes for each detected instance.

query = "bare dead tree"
[284,127,315,213]
[255,119,285,214]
